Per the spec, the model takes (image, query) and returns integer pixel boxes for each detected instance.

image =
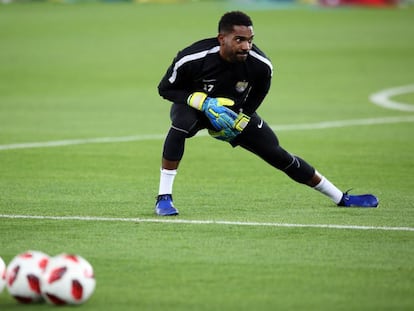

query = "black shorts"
[169,103,287,165]
[170,103,214,137]
[169,103,272,146]
[167,103,315,182]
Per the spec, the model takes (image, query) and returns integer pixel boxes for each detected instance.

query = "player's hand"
[187,92,209,110]
[208,112,251,142]
[208,128,239,142]
[233,113,250,132]
[203,97,238,130]
[187,92,237,130]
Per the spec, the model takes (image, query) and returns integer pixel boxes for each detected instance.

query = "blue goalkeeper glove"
[187,92,237,130]
[208,112,251,142]
[208,128,239,142]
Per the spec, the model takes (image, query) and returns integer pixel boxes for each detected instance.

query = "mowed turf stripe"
[1,116,414,151]
[1,214,413,232]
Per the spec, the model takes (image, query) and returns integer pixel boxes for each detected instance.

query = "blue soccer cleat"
[155,194,179,216]
[338,192,379,208]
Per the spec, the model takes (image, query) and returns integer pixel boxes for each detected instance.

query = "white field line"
[370,84,414,112]
[0,134,167,151]
[1,116,414,151]
[0,214,413,232]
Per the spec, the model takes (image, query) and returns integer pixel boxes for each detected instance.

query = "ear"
[217,33,225,45]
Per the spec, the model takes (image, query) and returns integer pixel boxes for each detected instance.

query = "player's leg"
[156,104,207,216]
[233,114,316,183]
[234,114,378,207]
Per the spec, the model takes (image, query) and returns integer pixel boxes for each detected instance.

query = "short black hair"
[218,11,253,34]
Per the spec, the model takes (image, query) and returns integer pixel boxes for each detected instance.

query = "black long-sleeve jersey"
[158,37,273,115]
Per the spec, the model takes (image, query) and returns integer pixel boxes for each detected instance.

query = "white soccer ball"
[0,256,6,294]
[41,253,95,305]
[6,250,50,303]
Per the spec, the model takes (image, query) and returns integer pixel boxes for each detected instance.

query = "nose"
[241,40,251,51]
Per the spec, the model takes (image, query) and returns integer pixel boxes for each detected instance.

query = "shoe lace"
[156,194,172,202]
[344,188,353,195]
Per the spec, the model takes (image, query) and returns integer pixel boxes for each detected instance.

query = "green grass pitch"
[1,1,414,310]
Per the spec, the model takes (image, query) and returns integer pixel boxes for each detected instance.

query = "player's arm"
[158,52,194,105]
[206,72,271,142]
[158,60,237,131]
[241,48,273,114]
[242,75,271,115]
[158,68,192,105]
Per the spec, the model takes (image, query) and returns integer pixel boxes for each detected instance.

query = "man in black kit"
[155,11,378,216]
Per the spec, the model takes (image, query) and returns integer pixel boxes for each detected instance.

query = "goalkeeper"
[155,11,378,216]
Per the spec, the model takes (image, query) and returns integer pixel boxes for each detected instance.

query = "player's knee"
[162,127,187,161]
[170,103,201,138]
[283,155,315,185]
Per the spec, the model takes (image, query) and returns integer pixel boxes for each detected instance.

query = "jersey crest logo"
[235,81,249,93]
